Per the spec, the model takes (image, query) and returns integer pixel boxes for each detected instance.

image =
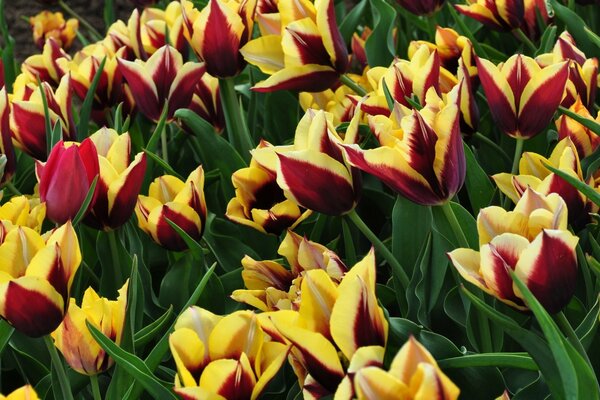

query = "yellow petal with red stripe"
[298,269,338,338]
[169,327,205,387]
[241,35,285,75]
[208,310,264,366]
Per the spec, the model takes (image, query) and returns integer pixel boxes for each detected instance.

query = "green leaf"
[165,217,204,258]
[203,214,260,272]
[134,306,174,350]
[536,24,558,56]
[575,295,600,349]
[87,322,178,400]
[438,353,538,371]
[146,103,169,153]
[143,148,183,179]
[392,196,432,274]
[37,77,54,156]
[341,218,356,266]
[548,0,600,56]
[338,0,367,44]
[78,56,107,140]
[463,143,495,214]
[381,78,394,110]
[72,175,98,226]
[432,202,478,249]
[0,320,14,355]
[365,0,396,67]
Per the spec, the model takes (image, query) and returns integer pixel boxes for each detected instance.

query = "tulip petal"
[314,0,348,72]
[198,354,256,399]
[298,269,338,338]
[118,58,160,121]
[169,327,205,387]
[208,311,264,366]
[354,367,411,400]
[252,64,339,93]
[241,35,285,74]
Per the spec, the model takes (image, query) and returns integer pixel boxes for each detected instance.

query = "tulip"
[52,281,127,375]
[226,142,310,235]
[0,195,46,233]
[346,337,460,399]
[184,68,225,133]
[396,0,445,15]
[343,88,465,206]
[0,385,40,400]
[455,0,524,31]
[21,38,69,86]
[0,88,15,185]
[182,0,256,78]
[169,307,289,399]
[251,109,361,215]
[476,54,569,139]
[408,27,474,73]
[240,0,349,92]
[556,97,600,158]
[85,128,147,230]
[38,139,100,224]
[118,44,204,122]
[29,11,78,50]
[448,189,578,313]
[0,222,81,337]
[10,74,76,161]
[536,32,598,110]
[521,0,550,39]
[351,27,371,69]
[135,166,207,251]
[493,138,592,228]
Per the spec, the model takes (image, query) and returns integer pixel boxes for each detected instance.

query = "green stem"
[513,28,537,54]
[3,181,21,196]
[58,0,103,41]
[438,352,537,370]
[340,74,368,96]
[503,138,525,209]
[554,311,594,368]
[472,132,512,165]
[161,127,169,165]
[90,374,102,400]
[219,78,254,162]
[439,202,469,249]
[346,209,409,289]
[43,336,74,400]
[107,230,123,288]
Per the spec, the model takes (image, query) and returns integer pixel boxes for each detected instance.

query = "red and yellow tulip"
[448,188,578,313]
[555,97,600,158]
[118,44,204,122]
[476,54,569,139]
[0,222,81,337]
[51,281,128,375]
[182,0,256,78]
[251,108,361,215]
[343,88,465,206]
[240,0,349,92]
[29,11,78,50]
[85,128,147,230]
[408,27,474,73]
[21,38,69,87]
[185,68,225,133]
[38,139,100,224]
[455,0,524,31]
[135,166,207,251]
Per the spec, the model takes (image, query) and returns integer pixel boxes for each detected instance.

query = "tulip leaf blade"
[134,305,174,350]
[78,56,106,141]
[0,321,13,356]
[547,0,599,55]
[339,0,368,44]
[72,175,98,226]
[544,163,600,207]
[438,352,537,371]
[86,322,178,400]
[143,148,183,180]
[463,143,495,214]
[365,0,396,67]
[146,103,169,155]
[381,78,394,111]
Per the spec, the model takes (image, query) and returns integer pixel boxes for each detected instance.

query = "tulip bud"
[52,281,128,375]
[135,166,207,251]
[38,139,100,224]
[29,11,78,50]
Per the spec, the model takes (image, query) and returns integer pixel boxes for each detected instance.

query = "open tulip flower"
[38,139,100,225]
[251,108,361,215]
[85,128,147,230]
[0,222,81,337]
[21,38,69,87]
[181,0,256,78]
[555,97,600,158]
[118,44,204,122]
[0,386,40,400]
[408,27,474,73]
[29,11,78,51]
[135,166,207,251]
[343,88,465,206]
[455,0,524,31]
[396,0,445,15]
[448,188,578,313]
[128,3,187,59]
[241,0,349,92]
[476,54,569,139]
[493,138,593,228]
[169,307,289,399]
[52,281,128,375]
[10,74,76,161]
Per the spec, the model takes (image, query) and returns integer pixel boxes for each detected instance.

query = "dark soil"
[5,0,136,62]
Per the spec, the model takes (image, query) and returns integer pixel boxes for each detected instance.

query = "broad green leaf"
[536,25,557,56]
[463,143,495,214]
[548,0,600,56]
[438,353,537,371]
[392,196,432,274]
[134,306,174,350]
[365,0,396,67]
[339,0,368,44]
[0,320,14,356]
[432,201,478,249]
[575,295,600,349]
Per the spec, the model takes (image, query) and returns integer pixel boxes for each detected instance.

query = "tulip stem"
[58,0,103,42]
[346,209,409,289]
[43,336,74,400]
[439,202,469,249]
[219,78,254,162]
[3,181,21,196]
[340,74,368,97]
[107,230,124,290]
[513,28,537,54]
[503,138,525,209]
[472,132,511,165]
[554,311,594,369]
[161,128,169,164]
[90,374,102,400]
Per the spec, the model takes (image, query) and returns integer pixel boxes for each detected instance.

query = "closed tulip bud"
[344,88,465,206]
[85,128,147,230]
[252,109,361,216]
[455,0,524,31]
[51,281,128,375]
[118,45,204,122]
[182,0,257,78]
[38,139,100,224]
[476,54,569,139]
[556,98,600,158]
[10,74,76,161]
[241,0,349,92]
[29,11,78,50]
[135,166,207,251]
[0,385,40,400]
[449,189,579,313]
[0,222,81,337]
[0,88,15,185]
[21,38,69,87]
[396,0,445,15]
